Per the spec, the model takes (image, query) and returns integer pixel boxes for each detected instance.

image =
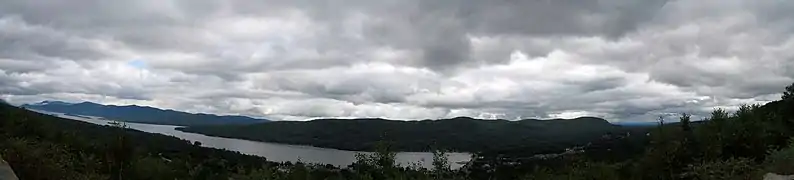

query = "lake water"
[40,111,472,169]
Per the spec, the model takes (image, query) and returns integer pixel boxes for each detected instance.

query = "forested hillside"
[179,116,625,153]
[0,102,460,179]
[1,102,280,179]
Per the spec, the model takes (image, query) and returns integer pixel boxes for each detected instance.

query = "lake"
[40,111,472,169]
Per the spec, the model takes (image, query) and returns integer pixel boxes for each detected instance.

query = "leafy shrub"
[764,139,794,175]
[681,158,754,180]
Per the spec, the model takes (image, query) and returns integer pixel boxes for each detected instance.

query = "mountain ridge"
[178,116,623,153]
[22,100,269,126]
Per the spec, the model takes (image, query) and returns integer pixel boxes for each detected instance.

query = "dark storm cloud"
[0,59,52,73]
[457,0,670,37]
[0,71,151,101]
[351,0,673,71]
[0,17,113,61]
[1,0,674,72]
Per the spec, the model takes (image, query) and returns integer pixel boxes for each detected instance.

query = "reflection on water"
[41,111,471,169]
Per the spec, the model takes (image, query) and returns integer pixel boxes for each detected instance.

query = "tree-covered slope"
[179,116,626,152]
[21,101,268,126]
[0,100,284,179]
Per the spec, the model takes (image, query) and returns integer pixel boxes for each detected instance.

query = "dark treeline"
[1,82,794,179]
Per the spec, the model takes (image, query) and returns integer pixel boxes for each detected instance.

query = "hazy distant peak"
[30,100,75,106]
[77,101,99,105]
[519,116,607,121]
[22,100,269,126]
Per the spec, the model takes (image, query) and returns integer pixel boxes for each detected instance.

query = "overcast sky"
[1,0,792,122]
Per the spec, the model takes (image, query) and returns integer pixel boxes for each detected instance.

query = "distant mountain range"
[178,116,630,153]
[22,101,269,126]
[611,121,661,126]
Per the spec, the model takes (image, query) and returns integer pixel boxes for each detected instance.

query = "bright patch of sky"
[127,59,147,69]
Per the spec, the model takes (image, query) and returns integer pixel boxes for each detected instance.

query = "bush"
[764,139,794,175]
[681,158,754,180]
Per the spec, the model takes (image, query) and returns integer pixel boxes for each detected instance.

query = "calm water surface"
[41,111,471,169]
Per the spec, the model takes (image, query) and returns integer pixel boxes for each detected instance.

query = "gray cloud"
[0,17,114,61]
[0,0,793,122]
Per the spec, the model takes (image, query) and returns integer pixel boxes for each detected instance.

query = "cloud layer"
[1,0,792,121]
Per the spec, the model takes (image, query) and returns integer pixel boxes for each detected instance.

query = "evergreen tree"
[783,82,794,101]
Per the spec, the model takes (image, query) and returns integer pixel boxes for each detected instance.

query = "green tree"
[783,82,794,101]
[108,121,133,180]
[352,141,398,179]
[764,138,794,175]
[230,165,282,180]
[679,113,700,161]
[128,157,178,180]
[634,114,703,180]
[681,158,754,180]
[679,113,692,132]
[697,108,730,160]
[431,148,451,178]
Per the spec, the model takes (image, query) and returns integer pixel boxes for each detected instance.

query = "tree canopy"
[784,82,794,101]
